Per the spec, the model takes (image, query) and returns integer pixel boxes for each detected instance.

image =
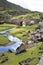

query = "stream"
[0,28,22,52]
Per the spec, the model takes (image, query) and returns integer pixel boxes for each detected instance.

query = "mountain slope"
[0,0,31,23]
[0,0,41,23]
[0,0,30,15]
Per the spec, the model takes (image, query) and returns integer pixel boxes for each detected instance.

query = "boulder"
[28,40,34,44]
[38,22,43,29]
[16,43,26,54]
[40,29,43,34]
[29,20,35,25]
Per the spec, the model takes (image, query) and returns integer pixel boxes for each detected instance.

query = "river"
[0,28,22,52]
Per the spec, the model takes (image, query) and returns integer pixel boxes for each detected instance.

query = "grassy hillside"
[0,0,30,14]
[0,0,41,23]
[0,0,42,26]
[0,0,30,23]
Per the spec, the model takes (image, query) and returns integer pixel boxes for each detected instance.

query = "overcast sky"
[7,0,43,12]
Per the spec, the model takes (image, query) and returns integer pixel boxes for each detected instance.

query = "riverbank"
[0,24,37,52]
[0,24,37,46]
[0,24,16,46]
[0,28,22,52]
[9,24,37,41]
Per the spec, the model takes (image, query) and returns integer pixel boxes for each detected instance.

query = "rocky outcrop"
[16,22,43,54]
[16,29,43,54]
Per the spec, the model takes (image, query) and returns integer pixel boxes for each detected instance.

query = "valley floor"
[0,24,43,65]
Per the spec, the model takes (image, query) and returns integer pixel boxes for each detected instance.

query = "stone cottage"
[7,17,36,26]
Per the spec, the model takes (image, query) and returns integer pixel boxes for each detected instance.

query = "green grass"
[0,24,16,31]
[9,24,37,41]
[0,42,43,65]
[0,24,16,45]
[0,35,9,46]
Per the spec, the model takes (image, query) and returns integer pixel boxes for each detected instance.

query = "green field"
[9,24,37,41]
[0,24,16,31]
[0,42,43,65]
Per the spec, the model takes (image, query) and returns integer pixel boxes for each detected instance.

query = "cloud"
[7,0,43,12]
